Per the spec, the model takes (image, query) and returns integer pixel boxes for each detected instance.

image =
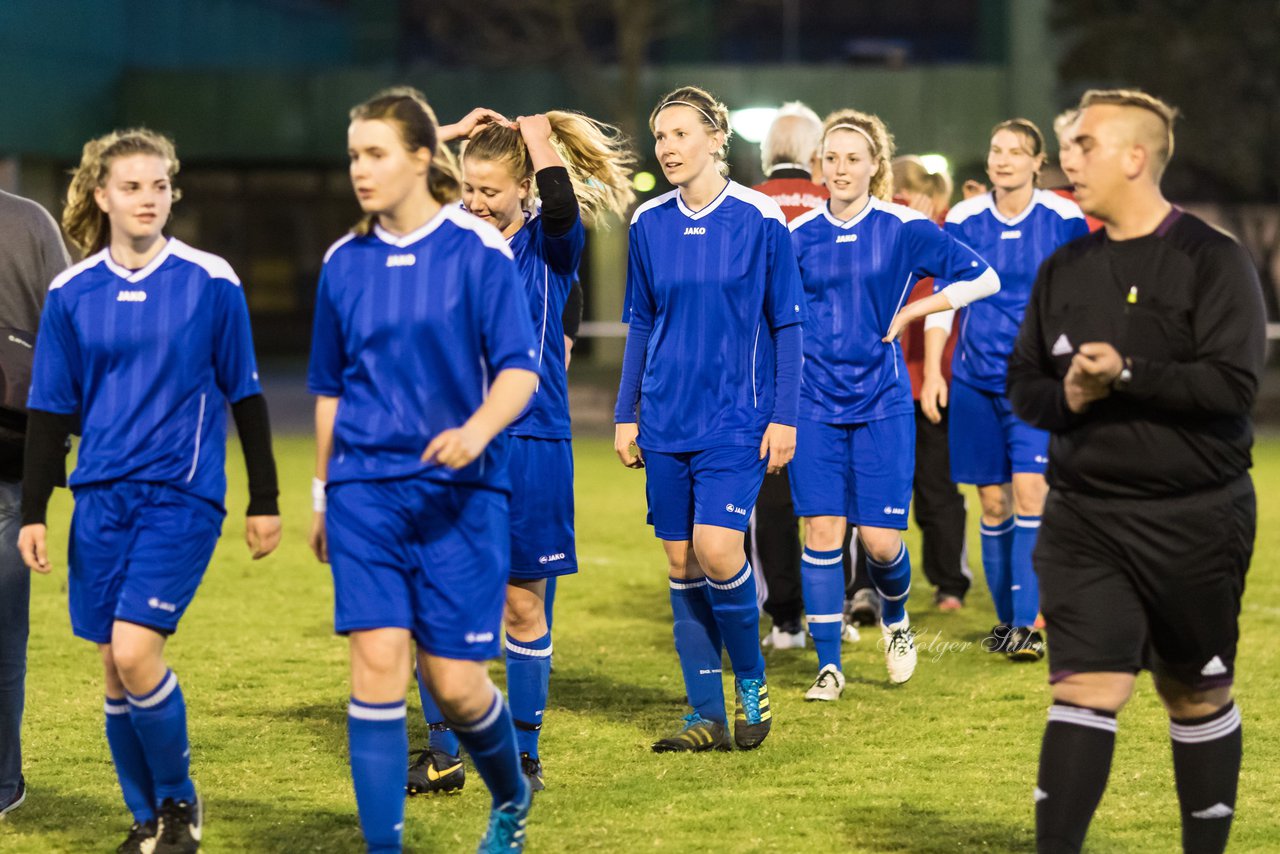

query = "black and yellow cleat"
[520,752,545,792]
[651,713,731,753]
[1006,627,1046,662]
[733,677,772,750]
[407,748,465,795]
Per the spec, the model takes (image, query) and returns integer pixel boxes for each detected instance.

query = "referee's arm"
[1119,243,1265,417]
[1007,262,1079,432]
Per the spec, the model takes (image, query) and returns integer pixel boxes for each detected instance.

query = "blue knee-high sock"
[449,686,523,807]
[1012,515,1042,628]
[105,698,156,823]
[705,562,766,681]
[348,698,407,854]
[801,547,845,671]
[415,667,460,756]
[543,577,558,631]
[866,543,912,627]
[669,577,726,723]
[980,519,1015,625]
[505,632,551,759]
[126,669,195,806]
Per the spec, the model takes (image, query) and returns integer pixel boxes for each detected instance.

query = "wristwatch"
[1112,357,1133,391]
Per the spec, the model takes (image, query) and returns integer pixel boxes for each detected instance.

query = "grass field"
[2,435,1278,853]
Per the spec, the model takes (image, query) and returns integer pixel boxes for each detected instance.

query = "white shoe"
[880,617,917,684]
[842,622,861,643]
[762,626,806,650]
[803,664,845,701]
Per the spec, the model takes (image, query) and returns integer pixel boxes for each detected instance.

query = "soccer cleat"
[1006,627,1046,662]
[477,775,531,853]
[803,664,845,701]
[841,621,861,643]
[733,678,772,749]
[847,588,881,627]
[520,753,545,793]
[0,776,25,818]
[407,748,465,795]
[761,624,806,650]
[983,623,1013,654]
[651,713,730,753]
[153,790,202,854]
[115,819,157,854]
[881,619,917,684]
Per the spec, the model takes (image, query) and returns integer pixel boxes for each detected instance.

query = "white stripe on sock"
[867,545,906,570]
[669,578,707,591]
[451,686,504,733]
[348,701,407,722]
[506,639,553,658]
[127,671,178,710]
[806,613,843,623]
[802,552,843,566]
[981,520,1016,536]
[873,585,911,603]
[706,565,751,591]
[104,700,130,715]
[1014,517,1042,529]
[1048,705,1118,734]
[1170,707,1241,744]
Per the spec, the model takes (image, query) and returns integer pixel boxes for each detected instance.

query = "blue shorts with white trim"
[508,435,577,579]
[68,482,224,644]
[948,377,1049,485]
[641,445,767,541]
[789,414,914,530]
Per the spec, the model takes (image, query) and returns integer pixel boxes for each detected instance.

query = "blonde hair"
[892,155,953,207]
[649,86,732,177]
[821,109,895,201]
[1053,108,1080,141]
[1078,88,1179,178]
[462,112,636,225]
[63,128,181,257]
[348,87,461,235]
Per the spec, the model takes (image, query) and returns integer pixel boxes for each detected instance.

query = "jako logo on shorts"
[465,632,495,644]
[538,553,566,565]
[147,597,177,613]
[883,505,906,516]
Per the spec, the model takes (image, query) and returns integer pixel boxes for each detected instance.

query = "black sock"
[1036,702,1117,854]
[1170,701,1242,854]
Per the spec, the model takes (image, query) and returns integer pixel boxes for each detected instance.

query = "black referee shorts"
[1034,475,1255,690]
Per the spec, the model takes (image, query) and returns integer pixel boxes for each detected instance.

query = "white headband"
[657,100,725,135]
[825,122,877,152]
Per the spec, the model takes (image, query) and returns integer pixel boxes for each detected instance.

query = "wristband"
[312,477,327,513]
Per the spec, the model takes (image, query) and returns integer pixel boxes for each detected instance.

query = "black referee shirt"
[1007,208,1266,498]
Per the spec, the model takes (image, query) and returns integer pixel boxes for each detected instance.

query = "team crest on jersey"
[836,234,858,243]
[683,227,707,236]
[116,290,147,302]
[386,253,417,267]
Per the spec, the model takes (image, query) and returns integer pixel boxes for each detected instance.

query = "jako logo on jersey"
[117,290,147,302]
[836,234,858,243]
[464,631,495,644]
[724,503,747,516]
[147,597,177,613]
[683,227,706,236]
[1001,230,1023,240]
[538,553,566,565]
[386,253,417,267]
[883,505,906,516]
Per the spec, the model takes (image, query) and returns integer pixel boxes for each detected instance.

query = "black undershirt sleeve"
[1007,261,1081,432]
[230,393,280,517]
[535,166,579,238]
[21,409,73,526]
[562,279,584,342]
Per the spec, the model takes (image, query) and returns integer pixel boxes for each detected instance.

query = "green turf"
[3,436,1278,852]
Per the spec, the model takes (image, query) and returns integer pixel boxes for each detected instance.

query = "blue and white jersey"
[28,239,262,509]
[308,206,539,491]
[507,210,584,439]
[942,189,1088,392]
[616,180,805,452]
[789,197,993,423]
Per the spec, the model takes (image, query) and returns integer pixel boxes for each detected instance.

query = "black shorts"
[1034,475,1255,690]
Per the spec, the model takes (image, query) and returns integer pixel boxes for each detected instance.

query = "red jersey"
[753,172,828,223]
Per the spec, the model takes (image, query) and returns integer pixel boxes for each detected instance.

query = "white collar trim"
[102,238,176,283]
[676,179,732,221]
[374,206,449,248]
[822,196,876,229]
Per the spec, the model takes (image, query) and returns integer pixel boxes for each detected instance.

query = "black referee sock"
[1035,702,1117,854]
[1169,701,1242,854]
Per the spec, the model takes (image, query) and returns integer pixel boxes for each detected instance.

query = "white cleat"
[762,626,806,650]
[842,622,861,643]
[803,664,845,701]
[880,617,917,684]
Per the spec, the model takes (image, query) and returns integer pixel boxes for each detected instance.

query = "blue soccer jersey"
[308,207,539,491]
[788,198,994,423]
[615,181,805,452]
[28,239,262,510]
[942,190,1088,393]
[507,210,584,439]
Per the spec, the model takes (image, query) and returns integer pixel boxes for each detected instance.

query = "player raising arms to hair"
[615,85,804,752]
[787,110,999,699]
[403,106,633,794]
[307,88,540,853]
[921,119,1088,662]
[19,128,281,853]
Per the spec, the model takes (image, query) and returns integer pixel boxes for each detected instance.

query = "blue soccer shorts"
[508,435,577,580]
[948,377,1049,485]
[68,482,224,643]
[326,475,509,660]
[790,412,915,530]
[641,445,767,541]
